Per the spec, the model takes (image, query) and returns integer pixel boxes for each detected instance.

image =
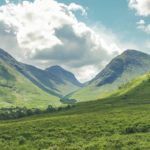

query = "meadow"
[0,96,150,150]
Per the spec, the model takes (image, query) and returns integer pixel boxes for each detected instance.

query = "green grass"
[0,95,150,149]
[0,60,62,108]
[109,73,150,103]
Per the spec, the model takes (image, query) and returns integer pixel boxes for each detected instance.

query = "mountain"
[0,48,82,98]
[0,48,60,97]
[45,65,83,95]
[90,49,150,86]
[0,58,61,108]
[69,49,150,102]
[23,65,82,96]
[46,65,82,87]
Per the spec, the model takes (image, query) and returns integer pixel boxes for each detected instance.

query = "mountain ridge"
[0,48,82,97]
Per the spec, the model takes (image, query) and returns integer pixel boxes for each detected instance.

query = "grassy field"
[0,96,150,150]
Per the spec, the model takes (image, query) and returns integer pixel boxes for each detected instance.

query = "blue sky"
[58,0,150,52]
[0,0,150,82]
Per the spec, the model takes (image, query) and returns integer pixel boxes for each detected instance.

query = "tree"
[46,105,55,112]
[147,73,150,82]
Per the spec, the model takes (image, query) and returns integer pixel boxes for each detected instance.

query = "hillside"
[69,50,150,102]
[0,48,82,98]
[0,59,62,108]
[0,48,82,97]
[109,72,150,104]
[0,72,150,149]
[24,65,82,96]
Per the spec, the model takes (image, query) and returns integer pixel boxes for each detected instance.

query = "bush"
[18,136,26,145]
[0,104,74,120]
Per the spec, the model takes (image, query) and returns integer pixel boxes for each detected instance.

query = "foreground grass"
[0,97,150,150]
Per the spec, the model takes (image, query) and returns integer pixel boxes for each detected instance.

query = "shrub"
[18,136,26,145]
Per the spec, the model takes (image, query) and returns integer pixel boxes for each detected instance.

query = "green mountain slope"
[0,48,82,97]
[0,59,62,108]
[70,50,150,102]
[108,72,150,104]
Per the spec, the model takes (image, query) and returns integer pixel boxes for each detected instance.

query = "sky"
[0,0,150,82]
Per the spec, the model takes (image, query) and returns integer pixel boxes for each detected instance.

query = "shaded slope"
[46,65,82,87]
[45,65,83,95]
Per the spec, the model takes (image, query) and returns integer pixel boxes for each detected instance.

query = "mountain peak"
[124,49,139,53]
[46,65,66,72]
[90,49,150,86]
[121,49,149,57]
[46,65,82,87]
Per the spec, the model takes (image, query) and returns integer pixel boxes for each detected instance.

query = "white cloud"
[68,3,87,16]
[0,0,89,58]
[136,20,150,34]
[128,0,150,16]
[136,19,145,26]
[0,0,132,82]
[5,0,10,4]
[129,1,150,50]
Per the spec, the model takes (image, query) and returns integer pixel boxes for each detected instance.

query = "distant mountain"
[70,49,150,102]
[0,56,61,108]
[46,65,82,87]
[0,48,82,98]
[24,65,82,96]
